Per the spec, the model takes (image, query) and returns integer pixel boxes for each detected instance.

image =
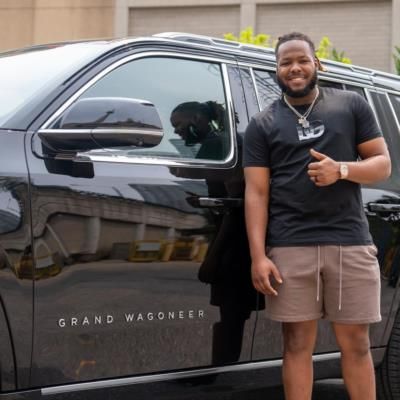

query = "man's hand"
[251,256,283,296]
[308,148,340,186]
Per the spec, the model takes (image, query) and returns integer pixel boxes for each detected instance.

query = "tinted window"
[239,68,260,117]
[227,66,248,136]
[0,44,106,128]
[318,80,344,90]
[369,91,400,183]
[54,57,231,162]
[345,84,366,98]
[389,94,400,127]
[253,69,280,110]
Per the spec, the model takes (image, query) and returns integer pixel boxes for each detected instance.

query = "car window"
[0,43,107,129]
[344,84,366,98]
[389,94,400,128]
[52,57,231,162]
[318,80,344,90]
[227,66,249,136]
[369,91,400,184]
[238,68,260,117]
[252,69,280,111]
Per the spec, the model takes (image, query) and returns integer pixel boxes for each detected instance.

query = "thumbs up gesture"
[308,148,340,186]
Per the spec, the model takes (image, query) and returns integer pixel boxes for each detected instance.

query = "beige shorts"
[266,245,381,324]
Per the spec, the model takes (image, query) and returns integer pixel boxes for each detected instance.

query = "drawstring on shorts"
[339,245,343,311]
[316,246,321,302]
[315,245,343,311]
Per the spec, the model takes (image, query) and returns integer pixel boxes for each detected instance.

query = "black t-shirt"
[243,87,382,246]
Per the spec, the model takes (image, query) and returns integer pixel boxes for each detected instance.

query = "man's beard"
[277,70,318,98]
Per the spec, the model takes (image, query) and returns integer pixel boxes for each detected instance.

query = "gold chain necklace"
[283,87,319,128]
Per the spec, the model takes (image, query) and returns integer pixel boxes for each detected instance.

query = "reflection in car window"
[227,66,249,136]
[370,91,400,185]
[318,80,344,90]
[238,68,259,117]
[389,94,400,128]
[252,69,280,111]
[345,84,366,98]
[64,57,230,162]
[0,43,106,128]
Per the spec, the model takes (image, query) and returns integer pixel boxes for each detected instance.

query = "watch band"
[340,163,349,179]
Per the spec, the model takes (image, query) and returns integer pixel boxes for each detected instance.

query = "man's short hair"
[275,32,316,57]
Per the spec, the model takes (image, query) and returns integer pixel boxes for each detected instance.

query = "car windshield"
[0,43,110,128]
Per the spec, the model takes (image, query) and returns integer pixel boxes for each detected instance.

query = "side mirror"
[38,97,164,152]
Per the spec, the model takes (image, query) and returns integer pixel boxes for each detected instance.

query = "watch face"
[340,164,349,178]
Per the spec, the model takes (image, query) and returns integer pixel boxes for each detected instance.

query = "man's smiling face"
[276,39,318,98]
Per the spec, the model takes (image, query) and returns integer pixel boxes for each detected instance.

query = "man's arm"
[307,137,391,186]
[244,166,282,295]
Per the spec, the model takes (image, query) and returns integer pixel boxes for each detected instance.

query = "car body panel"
[0,34,399,397]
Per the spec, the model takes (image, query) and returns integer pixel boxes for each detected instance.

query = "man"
[243,32,391,400]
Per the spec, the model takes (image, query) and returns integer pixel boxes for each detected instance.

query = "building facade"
[1,0,399,72]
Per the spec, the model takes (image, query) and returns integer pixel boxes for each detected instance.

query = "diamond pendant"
[299,117,310,128]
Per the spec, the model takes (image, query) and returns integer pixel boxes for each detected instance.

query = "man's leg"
[282,320,318,400]
[332,323,375,400]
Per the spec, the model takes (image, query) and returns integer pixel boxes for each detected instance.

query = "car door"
[363,88,400,346]
[239,68,400,363]
[0,131,32,391]
[27,51,259,388]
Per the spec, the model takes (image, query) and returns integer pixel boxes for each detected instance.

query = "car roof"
[116,32,400,92]
[7,32,399,92]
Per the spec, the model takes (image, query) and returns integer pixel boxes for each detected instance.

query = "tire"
[376,309,400,399]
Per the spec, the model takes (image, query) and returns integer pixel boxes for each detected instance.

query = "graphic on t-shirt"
[296,120,325,141]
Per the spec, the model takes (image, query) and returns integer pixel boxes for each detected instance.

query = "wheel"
[376,308,400,399]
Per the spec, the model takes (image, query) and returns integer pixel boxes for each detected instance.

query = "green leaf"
[393,45,400,75]
[223,30,351,64]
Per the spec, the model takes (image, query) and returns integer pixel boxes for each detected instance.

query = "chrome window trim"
[42,352,341,395]
[386,92,400,135]
[365,89,383,132]
[221,62,237,164]
[38,52,237,167]
[369,87,400,96]
[249,67,262,111]
[76,153,232,168]
[382,88,400,96]
[237,61,276,70]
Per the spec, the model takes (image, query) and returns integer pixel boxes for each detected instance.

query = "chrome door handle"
[197,197,243,208]
[368,203,400,213]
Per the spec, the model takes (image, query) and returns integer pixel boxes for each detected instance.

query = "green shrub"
[393,46,400,75]
[224,27,273,47]
[224,28,351,64]
[316,36,351,64]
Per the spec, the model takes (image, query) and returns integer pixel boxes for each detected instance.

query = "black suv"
[1,33,400,400]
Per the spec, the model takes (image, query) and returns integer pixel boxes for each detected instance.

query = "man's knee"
[334,324,371,357]
[282,321,317,355]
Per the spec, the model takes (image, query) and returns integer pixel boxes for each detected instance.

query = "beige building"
[1,0,399,73]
